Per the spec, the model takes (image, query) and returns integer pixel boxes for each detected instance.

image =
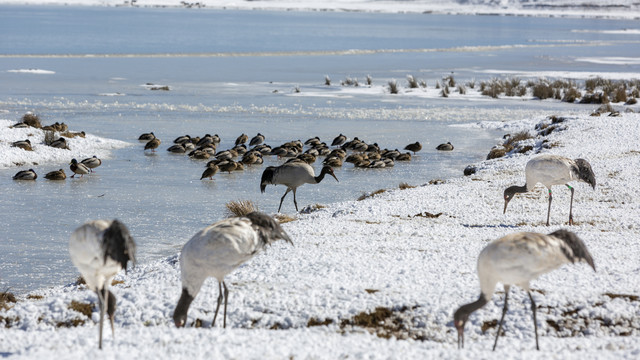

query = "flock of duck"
[134,130,455,211]
[10,123,600,352]
[10,120,101,181]
[11,156,102,181]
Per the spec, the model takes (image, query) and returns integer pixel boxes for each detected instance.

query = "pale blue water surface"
[1,5,639,293]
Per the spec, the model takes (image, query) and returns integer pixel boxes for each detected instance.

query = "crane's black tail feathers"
[549,229,595,271]
[103,219,137,272]
[573,159,596,189]
[260,167,276,193]
[245,211,293,245]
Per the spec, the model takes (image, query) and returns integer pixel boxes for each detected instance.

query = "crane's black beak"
[503,199,510,214]
[330,172,339,183]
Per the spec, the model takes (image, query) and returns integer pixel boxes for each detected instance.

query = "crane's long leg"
[222,282,229,328]
[528,292,540,350]
[292,188,298,212]
[212,281,224,327]
[96,288,106,350]
[546,189,553,226]
[492,285,510,351]
[566,185,575,225]
[278,188,291,213]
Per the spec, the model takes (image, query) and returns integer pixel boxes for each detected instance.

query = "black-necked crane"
[436,142,454,151]
[260,160,339,212]
[81,156,102,172]
[454,229,595,351]
[404,142,422,154]
[144,134,161,152]
[173,212,292,328]
[331,133,346,147]
[69,219,136,349]
[503,154,596,226]
[70,159,90,178]
[249,133,265,146]
[13,169,37,180]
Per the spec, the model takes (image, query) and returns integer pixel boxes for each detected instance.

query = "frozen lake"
[1,5,639,294]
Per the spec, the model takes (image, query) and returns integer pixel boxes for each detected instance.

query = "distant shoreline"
[1,1,639,20]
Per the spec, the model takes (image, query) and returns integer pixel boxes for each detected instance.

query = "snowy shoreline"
[1,0,640,19]
[2,108,639,358]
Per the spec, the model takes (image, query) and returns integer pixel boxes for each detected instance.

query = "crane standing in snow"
[173,212,292,328]
[69,220,136,349]
[453,229,595,351]
[503,154,596,226]
[260,160,339,213]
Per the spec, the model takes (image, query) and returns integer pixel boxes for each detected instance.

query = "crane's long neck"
[507,184,528,195]
[314,169,329,184]
[456,293,489,320]
[173,288,195,327]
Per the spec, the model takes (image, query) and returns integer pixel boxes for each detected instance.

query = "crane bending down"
[503,154,596,226]
[454,229,595,351]
[173,212,292,328]
[260,160,339,212]
[69,220,136,349]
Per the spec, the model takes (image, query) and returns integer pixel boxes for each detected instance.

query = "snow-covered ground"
[1,0,640,19]
[2,109,639,358]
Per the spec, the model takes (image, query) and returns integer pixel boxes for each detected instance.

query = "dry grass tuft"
[307,317,334,327]
[300,204,327,214]
[1,291,17,310]
[504,130,532,147]
[388,80,399,94]
[44,130,56,145]
[398,182,416,190]
[0,315,20,328]
[358,188,386,201]
[56,319,86,328]
[225,200,258,217]
[21,113,42,128]
[68,300,93,318]
[413,212,443,218]
[75,276,86,286]
[603,293,639,302]
[273,214,297,224]
[111,279,125,286]
[481,319,499,334]
[27,294,44,300]
[406,75,419,89]
[339,305,426,340]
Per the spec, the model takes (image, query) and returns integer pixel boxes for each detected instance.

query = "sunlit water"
[1,6,639,294]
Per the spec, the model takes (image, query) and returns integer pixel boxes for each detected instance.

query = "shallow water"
[1,6,639,293]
